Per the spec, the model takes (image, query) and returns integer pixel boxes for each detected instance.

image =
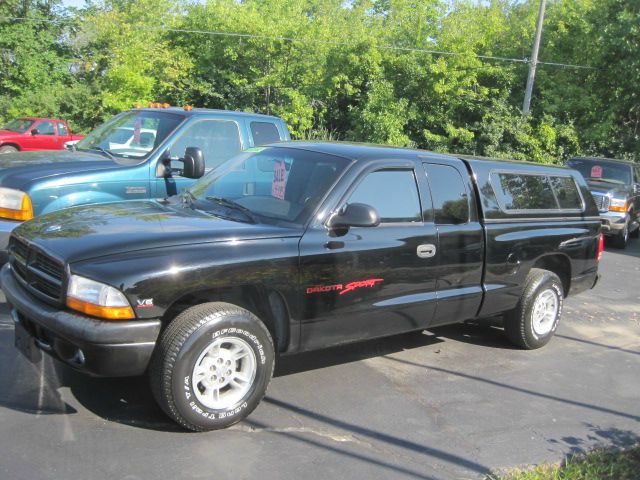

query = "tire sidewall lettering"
[173,318,271,427]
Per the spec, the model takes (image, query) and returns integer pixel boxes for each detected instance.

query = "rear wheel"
[0,145,18,154]
[150,302,275,431]
[504,268,563,349]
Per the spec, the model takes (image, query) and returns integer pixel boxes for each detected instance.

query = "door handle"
[417,244,436,258]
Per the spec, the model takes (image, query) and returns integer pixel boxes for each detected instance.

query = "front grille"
[592,193,610,212]
[8,237,64,305]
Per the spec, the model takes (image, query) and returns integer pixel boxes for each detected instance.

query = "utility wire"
[3,15,597,70]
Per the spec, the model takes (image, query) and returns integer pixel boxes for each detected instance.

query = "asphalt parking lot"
[1,240,638,480]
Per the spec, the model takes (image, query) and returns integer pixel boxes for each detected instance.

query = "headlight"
[0,188,33,220]
[609,198,628,213]
[66,274,134,320]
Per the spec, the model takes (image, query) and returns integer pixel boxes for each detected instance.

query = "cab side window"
[170,120,242,171]
[425,164,469,224]
[348,169,421,223]
[36,121,55,135]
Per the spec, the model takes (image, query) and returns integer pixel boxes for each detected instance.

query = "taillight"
[597,233,604,261]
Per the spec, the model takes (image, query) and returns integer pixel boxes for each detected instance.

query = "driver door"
[153,119,243,198]
[298,162,439,351]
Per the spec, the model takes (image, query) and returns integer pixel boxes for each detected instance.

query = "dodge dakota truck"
[1,142,602,431]
[0,117,85,153]
[0,107,290,260]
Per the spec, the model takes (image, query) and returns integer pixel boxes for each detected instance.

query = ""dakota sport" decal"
[306,278,384,295]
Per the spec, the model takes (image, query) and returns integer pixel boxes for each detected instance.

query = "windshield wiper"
[88,146,116,160]
[206,196,257,223]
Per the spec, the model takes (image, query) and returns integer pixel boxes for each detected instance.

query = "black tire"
[630,218,639,239]
[612,219,629,249]
[150,302,275,431]
[0,145,18,154]
[503,268,563,350]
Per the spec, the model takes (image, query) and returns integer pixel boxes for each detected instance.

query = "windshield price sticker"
[272,160,287,200]
[591,165,603,178]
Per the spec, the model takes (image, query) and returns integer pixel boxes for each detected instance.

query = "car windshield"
[3,118,35,133]
[567,159,632,185]
[75,110,185,161]
[187,146,350,226]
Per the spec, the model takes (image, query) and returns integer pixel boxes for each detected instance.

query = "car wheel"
[503,268,563,349]
[630,217,639,239]
[150,302,275,431]
[612,220,629,248]
[0,145,18,154]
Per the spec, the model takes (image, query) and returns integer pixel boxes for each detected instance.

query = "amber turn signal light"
[0,194,33,221]
[609,203,627,213]
[67,297,135,320]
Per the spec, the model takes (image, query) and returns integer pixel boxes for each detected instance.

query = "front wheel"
[150,302,275,431]
[503,268,563,349]
[612,219,629,249]
[0,145,18,154]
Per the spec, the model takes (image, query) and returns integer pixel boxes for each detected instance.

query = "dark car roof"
[137,107,283,122]
[269,141,575,174]
[269,141,462,163]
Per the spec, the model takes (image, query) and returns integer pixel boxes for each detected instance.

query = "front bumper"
[1,263,161,377]
[599,211,627,236]
[0,219,20,263]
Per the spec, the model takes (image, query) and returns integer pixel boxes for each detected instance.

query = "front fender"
[68,238,302,321]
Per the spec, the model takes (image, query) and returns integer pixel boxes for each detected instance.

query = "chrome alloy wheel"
[192,336,257,410]
[531,288,559,336]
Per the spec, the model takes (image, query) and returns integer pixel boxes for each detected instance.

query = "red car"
[0,117,85,154]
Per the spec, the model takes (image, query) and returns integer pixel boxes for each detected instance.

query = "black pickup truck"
[1,142,602,431]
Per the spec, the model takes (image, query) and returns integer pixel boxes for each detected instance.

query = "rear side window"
[425,164,469,224]
[548,176,583,209]
[57,122,68,136]
[348,169,421,223]
[250,122,281,146]
[492,172,583,212]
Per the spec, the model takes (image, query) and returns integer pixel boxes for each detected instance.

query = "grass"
[488,444,640,480]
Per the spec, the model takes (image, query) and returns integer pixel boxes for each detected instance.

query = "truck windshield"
[188,147,350,226]
[567,159,632,185]
[3,118,35,133]
[75,110,185,162]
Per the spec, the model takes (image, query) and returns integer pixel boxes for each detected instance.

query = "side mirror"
[30,128,39,136]
[329,203,380,229]
[180,147,205,179]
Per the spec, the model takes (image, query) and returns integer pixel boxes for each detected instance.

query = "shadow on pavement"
[276,320,513,377]
[382,356,640,423]
[548,424,640,456]
[603,236,640,258]
[0,319,512,432]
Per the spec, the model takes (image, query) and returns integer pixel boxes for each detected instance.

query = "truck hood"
[586,180,631,198]
[0,150,124,190]
[0,129,20,136]
[13,201,300,263]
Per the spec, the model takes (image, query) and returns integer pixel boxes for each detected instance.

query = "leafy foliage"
[0,0,637,162]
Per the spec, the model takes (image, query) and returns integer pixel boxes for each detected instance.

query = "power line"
[4,15,597,70]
